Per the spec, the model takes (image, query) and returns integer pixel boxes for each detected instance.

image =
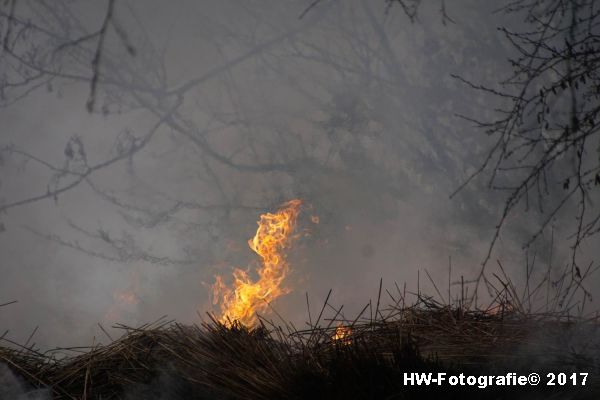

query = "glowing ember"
[213,199,302,326]
[485,303,514,316]
[332,324,352,345]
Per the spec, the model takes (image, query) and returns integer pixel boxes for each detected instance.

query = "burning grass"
[2,288,599,400]
[213,199,303,327]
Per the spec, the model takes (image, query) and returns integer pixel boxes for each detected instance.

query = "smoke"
[0,363,50,400]
[0,0,598,350]
[121,365,198,400]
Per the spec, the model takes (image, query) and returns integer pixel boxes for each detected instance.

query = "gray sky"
[1,0,598,349]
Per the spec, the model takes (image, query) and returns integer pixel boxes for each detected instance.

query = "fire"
[104,271,140,322]
[213,199,302,326]
[332,324,352,345]
[485,303,515,316]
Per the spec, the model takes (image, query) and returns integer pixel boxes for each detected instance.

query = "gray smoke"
[0,363,50,400]
[0,0,598,350]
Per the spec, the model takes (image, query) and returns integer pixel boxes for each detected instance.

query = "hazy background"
[1,0,597,349]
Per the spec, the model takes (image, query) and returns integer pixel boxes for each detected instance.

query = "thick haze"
[1,0,598,349]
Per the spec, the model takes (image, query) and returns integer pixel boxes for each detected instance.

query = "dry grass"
[2,266,600,399]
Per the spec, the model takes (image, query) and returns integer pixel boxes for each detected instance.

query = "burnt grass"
[2,297,600,399]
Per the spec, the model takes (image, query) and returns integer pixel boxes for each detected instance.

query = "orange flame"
[332,324,352,345]
[213,199,302,326]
